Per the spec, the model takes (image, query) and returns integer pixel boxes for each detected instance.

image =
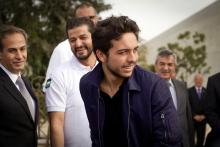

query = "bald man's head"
[194,73,204,87]
[74,2,98,25]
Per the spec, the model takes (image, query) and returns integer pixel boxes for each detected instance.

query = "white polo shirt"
[43,39,74,91]
[45,57,96,147]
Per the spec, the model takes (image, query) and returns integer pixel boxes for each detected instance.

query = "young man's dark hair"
[92,16,140,55]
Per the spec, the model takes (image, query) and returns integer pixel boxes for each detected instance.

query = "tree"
[0,0,111,140]
[158,31,211,82]
[0,0,111,78]
[137,42,148,69]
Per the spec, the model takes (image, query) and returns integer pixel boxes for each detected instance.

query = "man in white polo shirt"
[45,17,97,147]
[43,2,99,91]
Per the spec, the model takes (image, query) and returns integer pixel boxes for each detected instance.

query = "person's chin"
[121,71,133,78]
[161,74,170,79]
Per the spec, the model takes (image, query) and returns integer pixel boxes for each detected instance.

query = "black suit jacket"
[188,86,206,117]
[172,79,194,147]
[0,67,39,147]
[205,72,220,134]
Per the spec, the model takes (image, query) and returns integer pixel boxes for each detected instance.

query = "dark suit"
[204,72,220,147]
[0,67,39,147]
[172,79,194,147]
[188,86,206,147]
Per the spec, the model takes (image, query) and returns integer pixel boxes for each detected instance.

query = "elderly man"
[155,49,194,147]
[188,73,206,147]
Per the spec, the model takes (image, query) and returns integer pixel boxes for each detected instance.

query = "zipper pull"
[161,113,165,119]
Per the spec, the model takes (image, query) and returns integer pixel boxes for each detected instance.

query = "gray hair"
[155,49,177,65]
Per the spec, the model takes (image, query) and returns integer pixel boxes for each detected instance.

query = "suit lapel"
[0,67,35,123]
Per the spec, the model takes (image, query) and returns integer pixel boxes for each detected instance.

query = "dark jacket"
[204,72,220,147]
[188,86,206,117]
[80,63,181,147]
[0,67,39,147]
[205,72,220,132]
[172,79,194,147]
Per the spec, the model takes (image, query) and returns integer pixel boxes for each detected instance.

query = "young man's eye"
[118,50,127,54]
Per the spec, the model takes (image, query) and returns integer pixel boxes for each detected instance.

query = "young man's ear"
[96,49,106,62]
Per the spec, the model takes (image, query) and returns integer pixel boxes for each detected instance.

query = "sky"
[100,0,217,41]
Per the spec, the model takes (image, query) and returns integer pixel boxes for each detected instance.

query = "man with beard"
[45,17,97,147]
[79,16,181,147]
[155,49,194,147]
[43,2,99,91]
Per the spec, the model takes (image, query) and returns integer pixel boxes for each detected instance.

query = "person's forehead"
[158,56,175,62]
[75,7,96,17]
[68,25,90,37]
[2,33,26,48]
[195,75,203,80]
[110,33,138,49]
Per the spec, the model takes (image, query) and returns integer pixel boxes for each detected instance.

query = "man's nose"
[75,39,82,47]
[16,50,23,59]
[128,51,138,62]
[163,64,170,70]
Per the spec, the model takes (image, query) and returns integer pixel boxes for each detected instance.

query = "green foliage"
[0,0,111,139]
[0,0,111,78]
[158,31,211,81]
[137,44,148,69]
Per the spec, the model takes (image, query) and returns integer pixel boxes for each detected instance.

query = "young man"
[188,73,206,147]
[43,2,99,91]
[0,25,39,147]
[80,16,181,147]
[45,17,97,147]
[155,49,194,147]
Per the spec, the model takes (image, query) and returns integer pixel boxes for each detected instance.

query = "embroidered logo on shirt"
[45,78,52,89]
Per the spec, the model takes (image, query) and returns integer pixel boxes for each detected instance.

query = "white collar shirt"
[45,57,98,147]
[0,64,20,88]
